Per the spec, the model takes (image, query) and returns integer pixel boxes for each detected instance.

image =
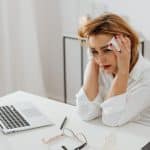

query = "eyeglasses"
[42,128,87,150]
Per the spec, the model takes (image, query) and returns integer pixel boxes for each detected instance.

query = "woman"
[76,13,150,127]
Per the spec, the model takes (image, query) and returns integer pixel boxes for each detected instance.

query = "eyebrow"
[90,44,109,51]
[100,44,109,50]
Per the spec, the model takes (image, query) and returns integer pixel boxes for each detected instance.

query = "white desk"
[0,91,150,150]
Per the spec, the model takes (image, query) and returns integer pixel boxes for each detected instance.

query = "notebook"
[0,102,53,134]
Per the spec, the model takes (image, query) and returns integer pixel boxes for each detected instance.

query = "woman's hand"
[107,35,131,98]
[83,58,100,101]
[110,35,131,75]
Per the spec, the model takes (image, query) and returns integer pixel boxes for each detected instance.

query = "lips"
[103,65,111,69]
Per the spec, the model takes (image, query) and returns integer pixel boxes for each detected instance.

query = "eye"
[90,48,98,55]
[91,50,98,55]
[91,50,98,54]
[103,48,112,53]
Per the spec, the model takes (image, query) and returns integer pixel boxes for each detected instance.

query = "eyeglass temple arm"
[74,142,87,150]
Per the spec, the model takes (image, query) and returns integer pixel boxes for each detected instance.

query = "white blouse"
[76,54,150,127]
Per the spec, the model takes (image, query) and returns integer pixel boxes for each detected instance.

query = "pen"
[60,116,67,130]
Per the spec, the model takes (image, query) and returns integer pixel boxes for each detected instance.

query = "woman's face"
[88,34,117,74]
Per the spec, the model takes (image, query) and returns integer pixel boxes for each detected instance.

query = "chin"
[104,68,115,74]
[105,65,117,74]
[105,70,112,74]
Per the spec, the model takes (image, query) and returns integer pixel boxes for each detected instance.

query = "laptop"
[0,102,54,134]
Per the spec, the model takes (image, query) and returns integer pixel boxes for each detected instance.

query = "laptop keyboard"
[0,105,30,129]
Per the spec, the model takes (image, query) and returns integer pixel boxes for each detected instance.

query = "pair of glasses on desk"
[42,128,87,150]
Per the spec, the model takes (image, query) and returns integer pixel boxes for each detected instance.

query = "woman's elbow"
[76,105,101,121]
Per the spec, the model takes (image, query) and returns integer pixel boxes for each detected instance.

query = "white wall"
[59,0,80,35]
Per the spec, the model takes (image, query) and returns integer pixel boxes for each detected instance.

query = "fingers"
[115,35,131,53]
[124,36,131,52]
[115,35,124,51]
[109,43,120,57]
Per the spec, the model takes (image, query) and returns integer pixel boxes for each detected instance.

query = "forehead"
[88,34,113,49]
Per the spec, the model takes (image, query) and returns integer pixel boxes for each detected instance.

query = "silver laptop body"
[0,102,53,134]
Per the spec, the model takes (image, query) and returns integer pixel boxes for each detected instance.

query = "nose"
[95,54,106,65]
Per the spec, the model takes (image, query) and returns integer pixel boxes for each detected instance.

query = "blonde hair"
[78,13,140,72]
